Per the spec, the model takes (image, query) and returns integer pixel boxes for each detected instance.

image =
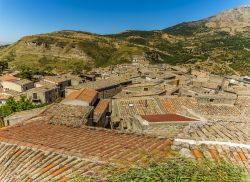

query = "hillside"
[0,31,146,74]
[0,5,249,75]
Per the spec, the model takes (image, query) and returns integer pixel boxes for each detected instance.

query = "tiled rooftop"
[175,142,250,174]
[72,77,130,91]
[64,88,97,103]
[94,99,109,116]
[43,76,71,84]
[0,89,21,99]
[0,75,17,82]
[13,79,33,86]
[0,142,104,181]
[26,86,57,93]
[172,119,250,175]
[115,97,165,118]
[160,97,242,121]
[177,120,250,144]
[44,104,93,127]
[141,114,197,123]
[35,80,57,88]
[0,122,172,174]
[4,106,49,126]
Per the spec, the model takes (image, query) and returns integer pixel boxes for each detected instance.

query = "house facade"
[2,79,34,92]
[26,86,59,104]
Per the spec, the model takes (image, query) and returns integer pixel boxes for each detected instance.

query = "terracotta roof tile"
[0,74,17,82]
[192,148,204,159]
[51,167,66,177]
[238,151,247,161]
[94,99,109,114]
[209,148,220,162]
[160,97,243,121]
[57,177,67,182]
[42,163,57,173]
[44,103,92,127]
[64,88,97,103]
[115,97,165,119]
[141,114,197,122]
[0,121,171,163]
[0,121,172,180]
[176,143,250,175]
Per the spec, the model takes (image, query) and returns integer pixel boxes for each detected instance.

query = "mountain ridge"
[0,5,249,75]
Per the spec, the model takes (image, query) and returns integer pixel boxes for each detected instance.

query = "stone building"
[0,75,17,83]
[124,114,200,137]
[26,86,59,104]
[1,79,34,92]
[93,99,110,127]
[62,87,98,106]
[66,78,132,99]
[42,76,71,97]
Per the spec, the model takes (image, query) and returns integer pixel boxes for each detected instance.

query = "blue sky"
[0,0,249,42]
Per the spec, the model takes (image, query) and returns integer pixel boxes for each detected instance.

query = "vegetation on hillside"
[0,61,8,74]
[0,6,249,75]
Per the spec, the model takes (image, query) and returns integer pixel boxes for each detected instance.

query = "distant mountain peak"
[206,5,250,33]
[164,5,250,36]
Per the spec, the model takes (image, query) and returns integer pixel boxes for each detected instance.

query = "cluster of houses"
[0,74,72,105]
[0,58,249,180]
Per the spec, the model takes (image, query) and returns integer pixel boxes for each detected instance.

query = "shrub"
[0,96,38,117]
[106,158,248,182]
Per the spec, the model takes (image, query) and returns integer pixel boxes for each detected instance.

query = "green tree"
[18,66,33,80]
[0,61,8,73]
[38,56,50,65]
[0,96,37,117]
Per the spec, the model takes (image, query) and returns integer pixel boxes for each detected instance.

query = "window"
[209,99,215,102]
[144,88,149,91]
[33,93,38,99]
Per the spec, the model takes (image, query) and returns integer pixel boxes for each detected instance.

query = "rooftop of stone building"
[172,120,250,174]
[35,80,58,88]
[4,106,49,126]
[43,75,71,83]
[69,77,131,91]
[26,85,57,93]
[0,74,17,82]
[176,120,250,143]
[0,142,105,181]
[236,97,250,106]
[113,89,167,99]
[141,114,198,123]
[113,97,165,119]
[0,88,21,99]
[160,96,243,121]
[0,121,172,180]
[12,79,33,85]
[43,103,93,127]
[94,99,109,116]
[173,140,250,174]
[64,88,97,103]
